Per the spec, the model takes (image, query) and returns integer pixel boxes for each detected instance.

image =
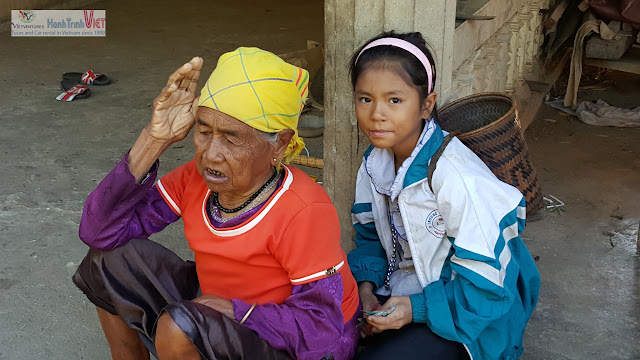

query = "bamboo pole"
[291,155,324,169]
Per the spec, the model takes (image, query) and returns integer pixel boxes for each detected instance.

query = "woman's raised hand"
[148,57,203,144]
[127,57,203,183]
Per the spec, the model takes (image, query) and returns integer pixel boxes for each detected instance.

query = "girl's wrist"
[358,281,375,293]
[402,296,414,325]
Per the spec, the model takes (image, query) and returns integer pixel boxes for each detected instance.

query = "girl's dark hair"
[349,31,438,118]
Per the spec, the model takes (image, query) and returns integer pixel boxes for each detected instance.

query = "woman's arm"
[189,277,349,360]
[238,200,358,359]
[78,154,180,250]
[79,57,204,250]
[232,275,348,360]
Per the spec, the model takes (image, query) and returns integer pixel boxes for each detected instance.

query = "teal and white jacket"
[348,120,540,360]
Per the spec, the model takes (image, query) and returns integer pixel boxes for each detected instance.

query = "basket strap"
[427,134,453,194]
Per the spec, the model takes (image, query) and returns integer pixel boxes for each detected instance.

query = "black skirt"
[72,238,289,360]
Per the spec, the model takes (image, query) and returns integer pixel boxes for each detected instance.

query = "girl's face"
[354,62,435,163]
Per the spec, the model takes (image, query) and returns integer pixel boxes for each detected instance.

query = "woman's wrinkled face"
[194,107,275,199]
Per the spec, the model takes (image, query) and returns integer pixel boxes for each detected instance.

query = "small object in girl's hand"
[357,317,368,328]
[365,303,396,317]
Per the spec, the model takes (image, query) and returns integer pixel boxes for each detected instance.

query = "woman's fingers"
[190,97,199,118]
[190,56,204,70]
[156,57,202,111]
[187,58,203,94]
[178,66,195,91]
[177,57,203,92]
[164,61,192,88]
[156,57,202,109]
[153,83,177,109]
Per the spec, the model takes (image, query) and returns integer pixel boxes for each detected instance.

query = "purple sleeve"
[79,153,180,250]
[232,274,357,360]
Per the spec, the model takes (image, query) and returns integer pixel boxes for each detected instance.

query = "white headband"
[355,37,434,94]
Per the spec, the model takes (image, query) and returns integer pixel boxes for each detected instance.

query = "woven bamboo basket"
[438,93,544,215]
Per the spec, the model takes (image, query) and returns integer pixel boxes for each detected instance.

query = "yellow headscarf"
[198,47,308,164]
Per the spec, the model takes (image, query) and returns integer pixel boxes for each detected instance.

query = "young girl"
[347,32,541,360]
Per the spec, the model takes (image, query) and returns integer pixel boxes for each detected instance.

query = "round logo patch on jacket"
[425,210,446,237]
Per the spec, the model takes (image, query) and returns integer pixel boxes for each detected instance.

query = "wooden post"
[516,5,532,84]
[526,0,541,72]
[505,18,520,93]
[456,57,476,98]
[472,55,488,93]
[636,222,640,254]
[483,44,498,92]
[324,0,456,250]
[496,25,512,93]
[414,0,457,104]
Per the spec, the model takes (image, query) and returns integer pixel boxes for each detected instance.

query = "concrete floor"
[522,104,640,360]
[0,0,638,359]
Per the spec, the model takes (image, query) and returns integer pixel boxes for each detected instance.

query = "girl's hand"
[366,296,412,334]
[148,56,203,144]
[358,282,380,337]
[358,282,380,312]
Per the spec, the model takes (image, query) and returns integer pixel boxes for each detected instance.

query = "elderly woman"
[72,48,360,360]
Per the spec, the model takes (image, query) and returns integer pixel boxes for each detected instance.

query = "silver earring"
[273,158,278,163]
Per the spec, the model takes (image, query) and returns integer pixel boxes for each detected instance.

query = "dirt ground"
[523,105,640,360]
[0,0,639,359]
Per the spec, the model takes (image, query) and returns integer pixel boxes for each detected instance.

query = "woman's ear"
[273,129,295,161]
[421,92,438,119]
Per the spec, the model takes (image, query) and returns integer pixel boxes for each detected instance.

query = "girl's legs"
[96,307,150,360]
[356,322,469,360]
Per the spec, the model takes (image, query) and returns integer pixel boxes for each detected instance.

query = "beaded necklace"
[384,198,399,291]
[209,171,280,223]
[212,169,280,213]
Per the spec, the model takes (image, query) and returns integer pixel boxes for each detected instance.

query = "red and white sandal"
[56,84,91,101]
[62,69,111,86]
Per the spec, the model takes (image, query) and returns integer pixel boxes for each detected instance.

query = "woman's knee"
[78,238,142,268]
[155,311,182,343]
[155,311,201,360]
[73,239,151,284]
